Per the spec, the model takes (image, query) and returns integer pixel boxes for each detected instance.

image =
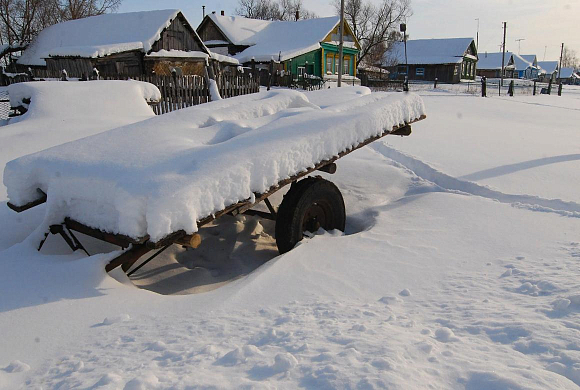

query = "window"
[343,60,349,75]
[335,60,339,74]
[398,65,407,74]
[326,56,333,74]
[298,66,305,78]
[416,68,425,76]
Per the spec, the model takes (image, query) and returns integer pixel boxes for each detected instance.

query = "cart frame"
[8,116,425,273]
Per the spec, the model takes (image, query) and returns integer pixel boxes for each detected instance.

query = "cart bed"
[5,87,425,245]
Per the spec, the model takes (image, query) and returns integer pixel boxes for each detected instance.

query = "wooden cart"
[8,116,425,274]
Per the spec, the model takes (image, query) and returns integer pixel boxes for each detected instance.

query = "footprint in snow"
[92,314,131,327]
[248,353,298,380]
[3,360,30,373]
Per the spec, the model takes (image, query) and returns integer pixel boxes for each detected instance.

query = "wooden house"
[476,52,515,78]
[197,13,361,82]
[538,61,559,82]
[17,9,236,78]
[557,67,580,85]
[383,38,478,83]
[516,54,539,79]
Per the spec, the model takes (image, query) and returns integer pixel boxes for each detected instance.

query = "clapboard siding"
[151,14,204,53]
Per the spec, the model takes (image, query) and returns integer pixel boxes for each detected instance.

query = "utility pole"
[475,18,479,52]
[337,0,345,87]
[515,38,525,54]
[500,22,507,90]
[558,42,564,79]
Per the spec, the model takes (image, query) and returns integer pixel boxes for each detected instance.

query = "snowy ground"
[1,83,579,389]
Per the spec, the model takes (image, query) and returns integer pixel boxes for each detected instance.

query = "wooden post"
[533,80,536,95]
[481,76,487,97]
[547,78,552,95]
[558,83,562,96]
[267,59,274,91]
[508,80,514,96]
[434,77,438,89]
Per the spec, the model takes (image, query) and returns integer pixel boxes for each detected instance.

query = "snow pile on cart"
[4,87,425,242]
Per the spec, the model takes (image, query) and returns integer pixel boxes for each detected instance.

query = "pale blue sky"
[119,0,579,62]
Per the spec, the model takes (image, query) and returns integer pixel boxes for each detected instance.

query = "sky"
[118,0,579,62]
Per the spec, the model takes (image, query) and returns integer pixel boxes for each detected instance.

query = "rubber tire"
[275,177,346,254]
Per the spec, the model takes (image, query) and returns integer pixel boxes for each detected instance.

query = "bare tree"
[334,0,411,67]
[236,0,316,21]
[0,0,121,46]
[561,46,578,69]
[58,0,121,20]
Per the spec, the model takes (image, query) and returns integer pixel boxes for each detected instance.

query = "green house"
[197,12,361,81]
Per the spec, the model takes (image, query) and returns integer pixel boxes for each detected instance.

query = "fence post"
[558,83,562,96]
[508,80,514,96]
[481,76,487,97]
[434,77,438,89]
[533,80,536,96]
[547,78,552,95]
[61,69,68,81]
[267,59,274,91]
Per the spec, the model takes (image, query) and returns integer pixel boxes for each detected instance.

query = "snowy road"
[1,86,579,389]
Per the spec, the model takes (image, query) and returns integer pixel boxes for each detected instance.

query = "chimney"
[221,10,225,16]
[295,10,299,21]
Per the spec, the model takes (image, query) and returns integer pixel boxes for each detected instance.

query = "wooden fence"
[2,70,260,115]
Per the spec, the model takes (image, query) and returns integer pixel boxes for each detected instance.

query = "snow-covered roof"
[538,61,558,74]
[512,53,536,71]
[559,67,576,79]
[476,52,514,70]
[207,14,272,46]
[385,38,475,66]
[206,14,345,63]
[520,54,537,66]
[19,9,187,66]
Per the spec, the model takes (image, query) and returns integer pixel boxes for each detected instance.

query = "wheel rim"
[301,201,332,234]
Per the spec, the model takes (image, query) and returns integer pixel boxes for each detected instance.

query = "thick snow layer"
[0,81,159,200]
[538,61,559,74]
[386,38,474,65]
[18,9,181,66]
[234,17,340,63]
[4,87,425,241]
[477,52,514,70]
[208,14,341,63]
[1,86,580,389]
[146,49,209,59]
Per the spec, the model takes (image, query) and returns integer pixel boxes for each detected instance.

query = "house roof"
[205,14,272,46]
[19,9,205,66]
[520,54,537,65]
[538,61,559,74]
[512,53,538,71]
[203,14,352,63]
[477,52,515,70]
[385,38,476,66]
[559,67,576,79]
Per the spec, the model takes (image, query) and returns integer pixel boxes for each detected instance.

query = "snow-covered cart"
[4,87,425,273]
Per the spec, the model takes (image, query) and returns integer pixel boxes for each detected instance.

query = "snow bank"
[4,87,425,241]
[9,80,161,118]
[0,81,160,200]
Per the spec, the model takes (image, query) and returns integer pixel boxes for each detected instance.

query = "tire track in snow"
[372,142,580,218]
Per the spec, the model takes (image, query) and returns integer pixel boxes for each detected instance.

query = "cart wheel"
[275,177,346,254]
